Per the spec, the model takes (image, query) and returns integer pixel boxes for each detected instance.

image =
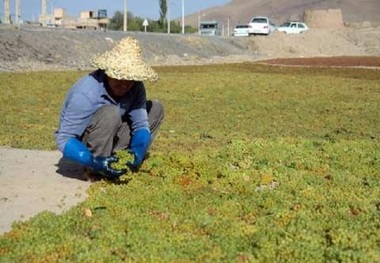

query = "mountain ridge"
[183,0,380,28]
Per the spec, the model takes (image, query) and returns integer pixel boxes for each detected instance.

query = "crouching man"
[55,37,164,181]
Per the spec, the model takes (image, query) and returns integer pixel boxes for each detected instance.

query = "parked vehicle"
[233,24,250,37]
[248,16,273,35]
[276,21,309,34]
[199,21,221,36]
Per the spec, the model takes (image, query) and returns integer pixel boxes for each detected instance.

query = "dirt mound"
[241,27,380,59]
[0,25,379,72]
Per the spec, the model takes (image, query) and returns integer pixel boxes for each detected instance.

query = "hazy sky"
[1,0,230,22]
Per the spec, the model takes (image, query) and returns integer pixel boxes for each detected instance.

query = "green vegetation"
[159,0,168,29]
[108,10,196,34]
[0,64,379,262]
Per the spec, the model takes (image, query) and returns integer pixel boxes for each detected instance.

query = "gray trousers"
[82,100,164,157]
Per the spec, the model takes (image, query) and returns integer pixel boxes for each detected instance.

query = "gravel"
[0,25,379,72]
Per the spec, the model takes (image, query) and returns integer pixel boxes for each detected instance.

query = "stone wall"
[304,9,344,29]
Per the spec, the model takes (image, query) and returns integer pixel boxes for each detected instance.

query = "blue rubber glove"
[63,138,126,179]
[129,129,151,168]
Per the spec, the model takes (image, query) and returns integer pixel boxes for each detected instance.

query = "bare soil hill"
[185,0,380,28]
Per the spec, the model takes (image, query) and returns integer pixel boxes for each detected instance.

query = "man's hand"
[63,138,126,179]
[129,129,151,169]
[92,156,127,179]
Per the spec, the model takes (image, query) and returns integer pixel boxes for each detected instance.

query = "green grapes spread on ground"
[110,150,134,172]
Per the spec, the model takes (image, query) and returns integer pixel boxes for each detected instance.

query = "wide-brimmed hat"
[90,37,158,82]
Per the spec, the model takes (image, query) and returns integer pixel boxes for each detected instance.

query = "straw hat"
[90,37,158,82]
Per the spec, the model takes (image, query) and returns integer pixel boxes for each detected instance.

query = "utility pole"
[181,0,185,34]
[50,0,54,15]
[4,0,10,24]
[167,0,171,34]
[123,0,127,31]
[197,10,200,35]
[227,16,230,37]
[40,0,48,25]
[41,0,47,16]
[15,0,20,24]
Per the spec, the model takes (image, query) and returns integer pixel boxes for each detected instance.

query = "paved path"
[0,147,90,234]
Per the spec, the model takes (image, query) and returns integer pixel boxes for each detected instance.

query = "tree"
[109,10,134,30]
[128,17,145,31]
[159,0,167,29]
[108,8,197,33]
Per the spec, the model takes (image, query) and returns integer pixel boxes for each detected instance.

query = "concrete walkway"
[0,147,90,234]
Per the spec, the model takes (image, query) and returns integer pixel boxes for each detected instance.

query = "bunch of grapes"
[110,150,134,172]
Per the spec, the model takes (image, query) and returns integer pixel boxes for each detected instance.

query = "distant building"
[39,8,109,30]
[304,9,344,29]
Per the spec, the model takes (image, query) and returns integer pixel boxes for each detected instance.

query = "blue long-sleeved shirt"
[55,69,149,152]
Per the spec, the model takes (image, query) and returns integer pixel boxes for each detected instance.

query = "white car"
[233,24,250,37]
[199,21,222,36]
[248,16,273,36]
[276,22,309,34]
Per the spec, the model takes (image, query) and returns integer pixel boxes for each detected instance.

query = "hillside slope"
[185,0,380,27]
